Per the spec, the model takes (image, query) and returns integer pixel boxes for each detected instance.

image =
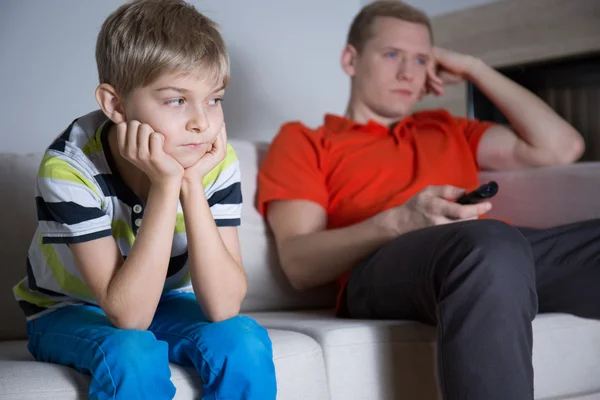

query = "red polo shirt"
[257,109,494,309]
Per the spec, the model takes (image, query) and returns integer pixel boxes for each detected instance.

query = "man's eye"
[384,51,398,59]
[416,57,427,65]
[166,98,185,106]
[207,98,223,106]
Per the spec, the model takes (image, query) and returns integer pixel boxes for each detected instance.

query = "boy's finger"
[127,121,140,152]
[149,132,165,156]
[116,122,127,152]
[137,125,152,156]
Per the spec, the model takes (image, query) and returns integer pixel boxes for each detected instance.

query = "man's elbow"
[560,135,585,164]
[280,257,312,291]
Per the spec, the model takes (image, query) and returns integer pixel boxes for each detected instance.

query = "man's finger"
[444,201,492,220]
[431,185,466,200]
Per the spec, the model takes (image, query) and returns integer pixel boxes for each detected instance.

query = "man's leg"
[519,219,600,319]
[149,291,277,400]
[343,219,538,400]
[27,305,175,400]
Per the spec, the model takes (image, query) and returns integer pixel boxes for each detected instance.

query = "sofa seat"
[250,310,600,400]
[0,329,329,400]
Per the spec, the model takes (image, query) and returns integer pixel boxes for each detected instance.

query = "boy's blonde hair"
[347,0,433,53]
[96,0,229,97]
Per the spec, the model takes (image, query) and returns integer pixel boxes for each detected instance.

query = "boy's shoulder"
[39,110,111,195]
[45,110,109,157]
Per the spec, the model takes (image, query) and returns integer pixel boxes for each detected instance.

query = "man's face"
[345,17,432,119]
[122,72,225,169]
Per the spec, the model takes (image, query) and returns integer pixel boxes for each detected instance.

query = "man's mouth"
[391,89,413,97]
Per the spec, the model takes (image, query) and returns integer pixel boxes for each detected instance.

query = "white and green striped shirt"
[13,110,242,320]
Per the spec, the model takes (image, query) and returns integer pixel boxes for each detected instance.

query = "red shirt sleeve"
[256,122,329,216]
[454,116,495,169]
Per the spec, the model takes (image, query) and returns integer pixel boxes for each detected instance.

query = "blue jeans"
[26,291,276,400]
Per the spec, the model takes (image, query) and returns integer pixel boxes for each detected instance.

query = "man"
[257,1,599,399]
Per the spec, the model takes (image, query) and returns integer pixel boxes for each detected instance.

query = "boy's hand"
[117,121,184,185]
[426,47,481,96]
[182,124,228,186]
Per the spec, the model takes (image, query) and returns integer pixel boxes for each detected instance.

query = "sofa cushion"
[250,310,600,400]
[0,153,43,340]
[0,328,329,400]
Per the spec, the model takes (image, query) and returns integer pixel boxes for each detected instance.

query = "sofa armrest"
[479,162,600,229]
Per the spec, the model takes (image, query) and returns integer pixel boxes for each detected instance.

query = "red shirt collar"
[324,114,414,137]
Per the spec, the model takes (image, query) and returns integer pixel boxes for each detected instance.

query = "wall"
[360,0,501,16]
[0,0,359,153]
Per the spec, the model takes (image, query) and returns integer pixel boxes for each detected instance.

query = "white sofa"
[1,139,600,399]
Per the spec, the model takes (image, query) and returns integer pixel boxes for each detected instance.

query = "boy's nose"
[186,111,209,133]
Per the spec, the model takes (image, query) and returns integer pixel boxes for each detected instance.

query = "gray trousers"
[342,219,600,400]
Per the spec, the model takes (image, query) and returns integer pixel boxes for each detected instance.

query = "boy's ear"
[341,44,358,77]
[95,84,127,123]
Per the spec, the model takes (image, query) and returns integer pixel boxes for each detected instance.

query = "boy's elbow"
[206,304,241,322]
[106,309,152,331]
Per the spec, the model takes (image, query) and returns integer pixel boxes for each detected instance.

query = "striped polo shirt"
[13,110,242,320]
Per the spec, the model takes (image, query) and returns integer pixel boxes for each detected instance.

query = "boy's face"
[122,72,225,169]
[345,17,432,119]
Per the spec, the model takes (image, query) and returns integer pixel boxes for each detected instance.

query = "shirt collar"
[323,113,413,137]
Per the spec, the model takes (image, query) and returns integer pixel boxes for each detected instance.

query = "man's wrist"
[465,57,488,83]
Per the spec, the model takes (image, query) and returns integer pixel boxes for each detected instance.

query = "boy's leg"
[149,291,276,400]
[27,305,176,400]
[518,218,600,319]
[343,219,538,400]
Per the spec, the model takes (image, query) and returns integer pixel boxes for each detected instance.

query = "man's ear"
[95,84,127,123]
[341,44,358,77]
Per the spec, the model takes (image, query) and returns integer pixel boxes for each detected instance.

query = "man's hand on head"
[426,47,482,96]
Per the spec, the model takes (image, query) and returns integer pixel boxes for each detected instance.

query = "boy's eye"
[384,51,398,59]
[207,98,223,106]
[416,57,427,65]
[166,98,185,106]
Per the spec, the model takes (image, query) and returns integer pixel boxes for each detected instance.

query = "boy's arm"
[180,183,247,322]
[70,180,181,330]
[428,47,585,170]
[180,127,247,322]
[70,122,184,330]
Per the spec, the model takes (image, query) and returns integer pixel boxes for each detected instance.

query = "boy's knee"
[202,316,276,383]
[101,329,173,384]
[214,316,273,363]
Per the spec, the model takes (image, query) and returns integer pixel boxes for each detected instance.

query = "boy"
[13,0,276,398]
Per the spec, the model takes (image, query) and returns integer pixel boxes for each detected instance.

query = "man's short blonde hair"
[96,0,229,97]
[347,1,433,53]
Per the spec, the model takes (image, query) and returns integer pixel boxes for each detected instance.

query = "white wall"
[360,0,501,17]
[0,1,359,153]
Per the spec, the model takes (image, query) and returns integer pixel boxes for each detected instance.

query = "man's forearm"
[104,181,180,329]
[468,59,583,162]
[181,182,247,322]
[279,215,399,290]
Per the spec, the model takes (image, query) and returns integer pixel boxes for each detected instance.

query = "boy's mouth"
[183,142,205,149]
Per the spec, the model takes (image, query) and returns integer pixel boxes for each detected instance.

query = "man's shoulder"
[276,120,322,138]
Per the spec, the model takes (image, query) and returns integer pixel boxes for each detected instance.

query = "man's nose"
[186,106,209,133]
[397,56,415,81]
